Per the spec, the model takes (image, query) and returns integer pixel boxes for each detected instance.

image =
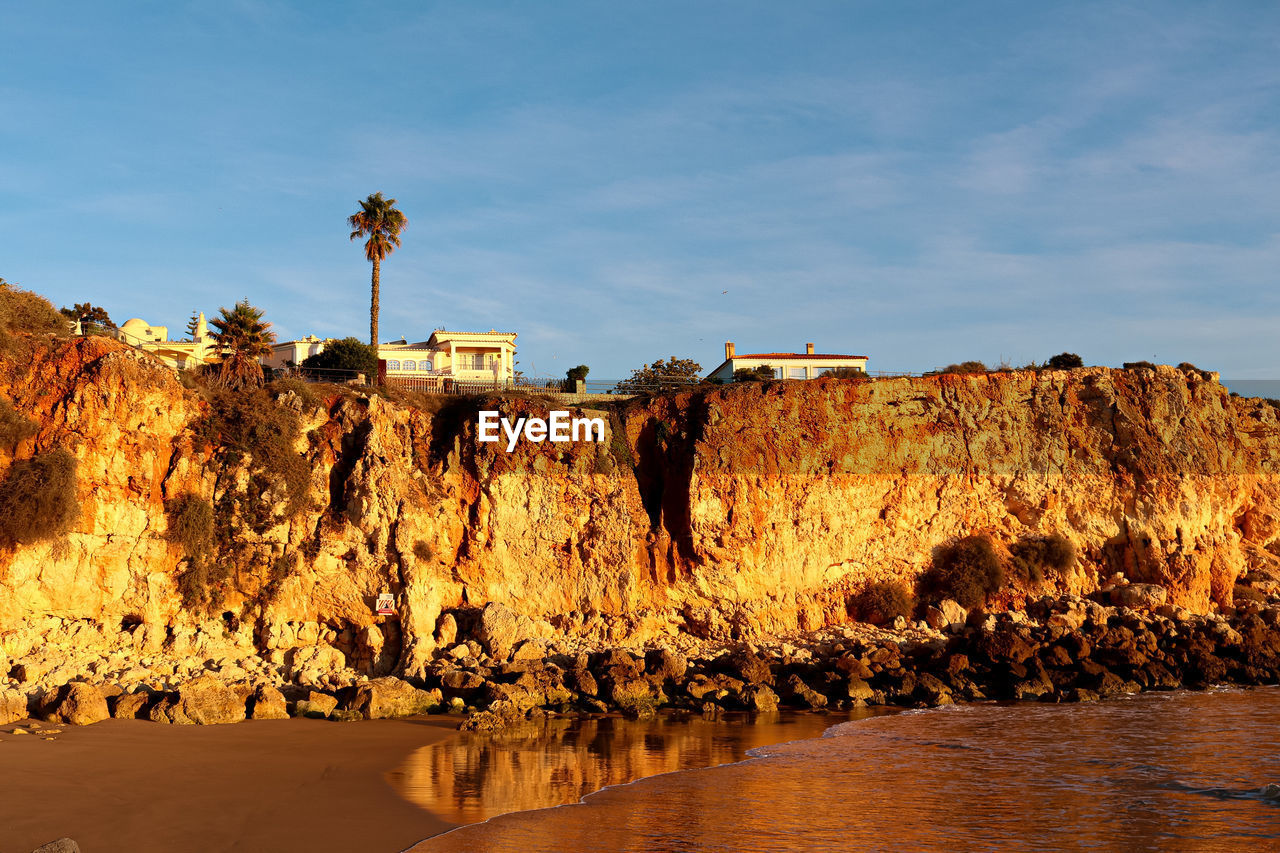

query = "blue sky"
[3,1,1279,379]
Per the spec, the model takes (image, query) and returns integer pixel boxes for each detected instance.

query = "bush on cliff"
[191,388,312,522]
[820,367,869,380]
[0,279,69,358]
[852,581,916,625]
[939,361,988,375]
[165,493,215,560]
[1047,353,1084,369]
[0,398,37,451]
[922,535,1003,608]
[1010,533,1076,584]
[0,448,80,545]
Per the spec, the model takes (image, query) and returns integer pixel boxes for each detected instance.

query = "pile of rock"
[2,674,442,727]
[422,592,1280,729]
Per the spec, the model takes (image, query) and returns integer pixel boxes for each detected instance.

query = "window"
[422,360,433,372]
[387,360,401,371]
[789,367,807,380]
[403,359,416,370]
[774,367,785,379]
[459,353,488,370]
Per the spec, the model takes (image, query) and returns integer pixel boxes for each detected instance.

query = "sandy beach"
[0,716,458,853]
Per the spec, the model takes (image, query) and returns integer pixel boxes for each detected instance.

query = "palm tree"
[209,299,275,389]
[347,192,407,348]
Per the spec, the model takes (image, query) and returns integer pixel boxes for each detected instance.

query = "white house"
[707,341,868,382]
[263,335,326,370]
[378,329,518,382]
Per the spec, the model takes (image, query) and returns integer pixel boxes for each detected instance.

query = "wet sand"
[0,716,458,853]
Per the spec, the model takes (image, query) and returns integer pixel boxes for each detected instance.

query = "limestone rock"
[477,602,536,661]
[30,839,81,853]
[248,685,289,720]
[1,688,28,724]
[293,690,339,719]
[110,691,151,720]
[44,683,109,726]
[345,677,442,719]
[1111,584,1169,610]
[149,675,245,725]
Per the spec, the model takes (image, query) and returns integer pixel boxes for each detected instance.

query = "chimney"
[725,341,735,359]
[805,342,815,355]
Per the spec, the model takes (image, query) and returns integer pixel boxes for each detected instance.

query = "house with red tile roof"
[706,341,868,382]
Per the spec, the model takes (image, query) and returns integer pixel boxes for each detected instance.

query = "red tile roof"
[734,353,868,360]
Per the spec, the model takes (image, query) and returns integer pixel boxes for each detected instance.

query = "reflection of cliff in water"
[392,710,872,826]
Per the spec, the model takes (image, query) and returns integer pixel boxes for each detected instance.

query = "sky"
[3,1,1279,379]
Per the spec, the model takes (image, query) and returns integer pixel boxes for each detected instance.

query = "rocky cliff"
[2,334,1279,691]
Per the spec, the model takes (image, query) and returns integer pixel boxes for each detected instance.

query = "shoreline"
[0,715,458,853]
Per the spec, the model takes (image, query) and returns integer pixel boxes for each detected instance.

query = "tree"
[348,192,408,348]
[301,337,378,379]
[820,367,867,379]
[733,365,774,382]
[59,302,115,329]
[1047,352,1083,369]
[566,364,590,382]
[186,311,201,340]
[939,361,988,375]
[616,357,702,393]
[209,299,275,390]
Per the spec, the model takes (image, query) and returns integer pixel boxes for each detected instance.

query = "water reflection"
[392,710,874,827]
[409,689,1280,853]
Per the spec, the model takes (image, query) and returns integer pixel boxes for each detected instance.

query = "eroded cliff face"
[2,335,1279,683]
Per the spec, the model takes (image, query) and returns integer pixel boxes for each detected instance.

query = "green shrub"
[0,448,79,545]
[733,365,775,382]
[940,361,988,375]
[412,540,434,561]
[852,581,916,624]
[0,282,69,359]
[1009,533,1075,583]
[1123,361,1158,371]
[1047,353,1083,369]
[922,535,1003,608]
[301,337,378,378]
[820,367,869,380]
[268,377,320,409]
[165,493,214,560]
[192,388,312,519]
[0,398,36,451]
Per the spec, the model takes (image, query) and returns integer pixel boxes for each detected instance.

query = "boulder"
[477,602,536,660]
[109,691,151,719]
[44,683,109,726]
[743,684,779,713]
[726,648,773,685]
[293,690,339,719]
[1111,584,1168,610]
[30,839,81,853]
[285,645,347,688]
[346,677,443,719]
[782,673,828,709]
[149,675,245,725]
[0,688,27,724]
[435,612,458,647]
[248,685,289,720]
[645,648,688,683]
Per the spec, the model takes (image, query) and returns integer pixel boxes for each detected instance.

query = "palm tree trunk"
[370,257,380,348]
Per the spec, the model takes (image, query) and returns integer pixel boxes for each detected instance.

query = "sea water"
[407,688,1280,852]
